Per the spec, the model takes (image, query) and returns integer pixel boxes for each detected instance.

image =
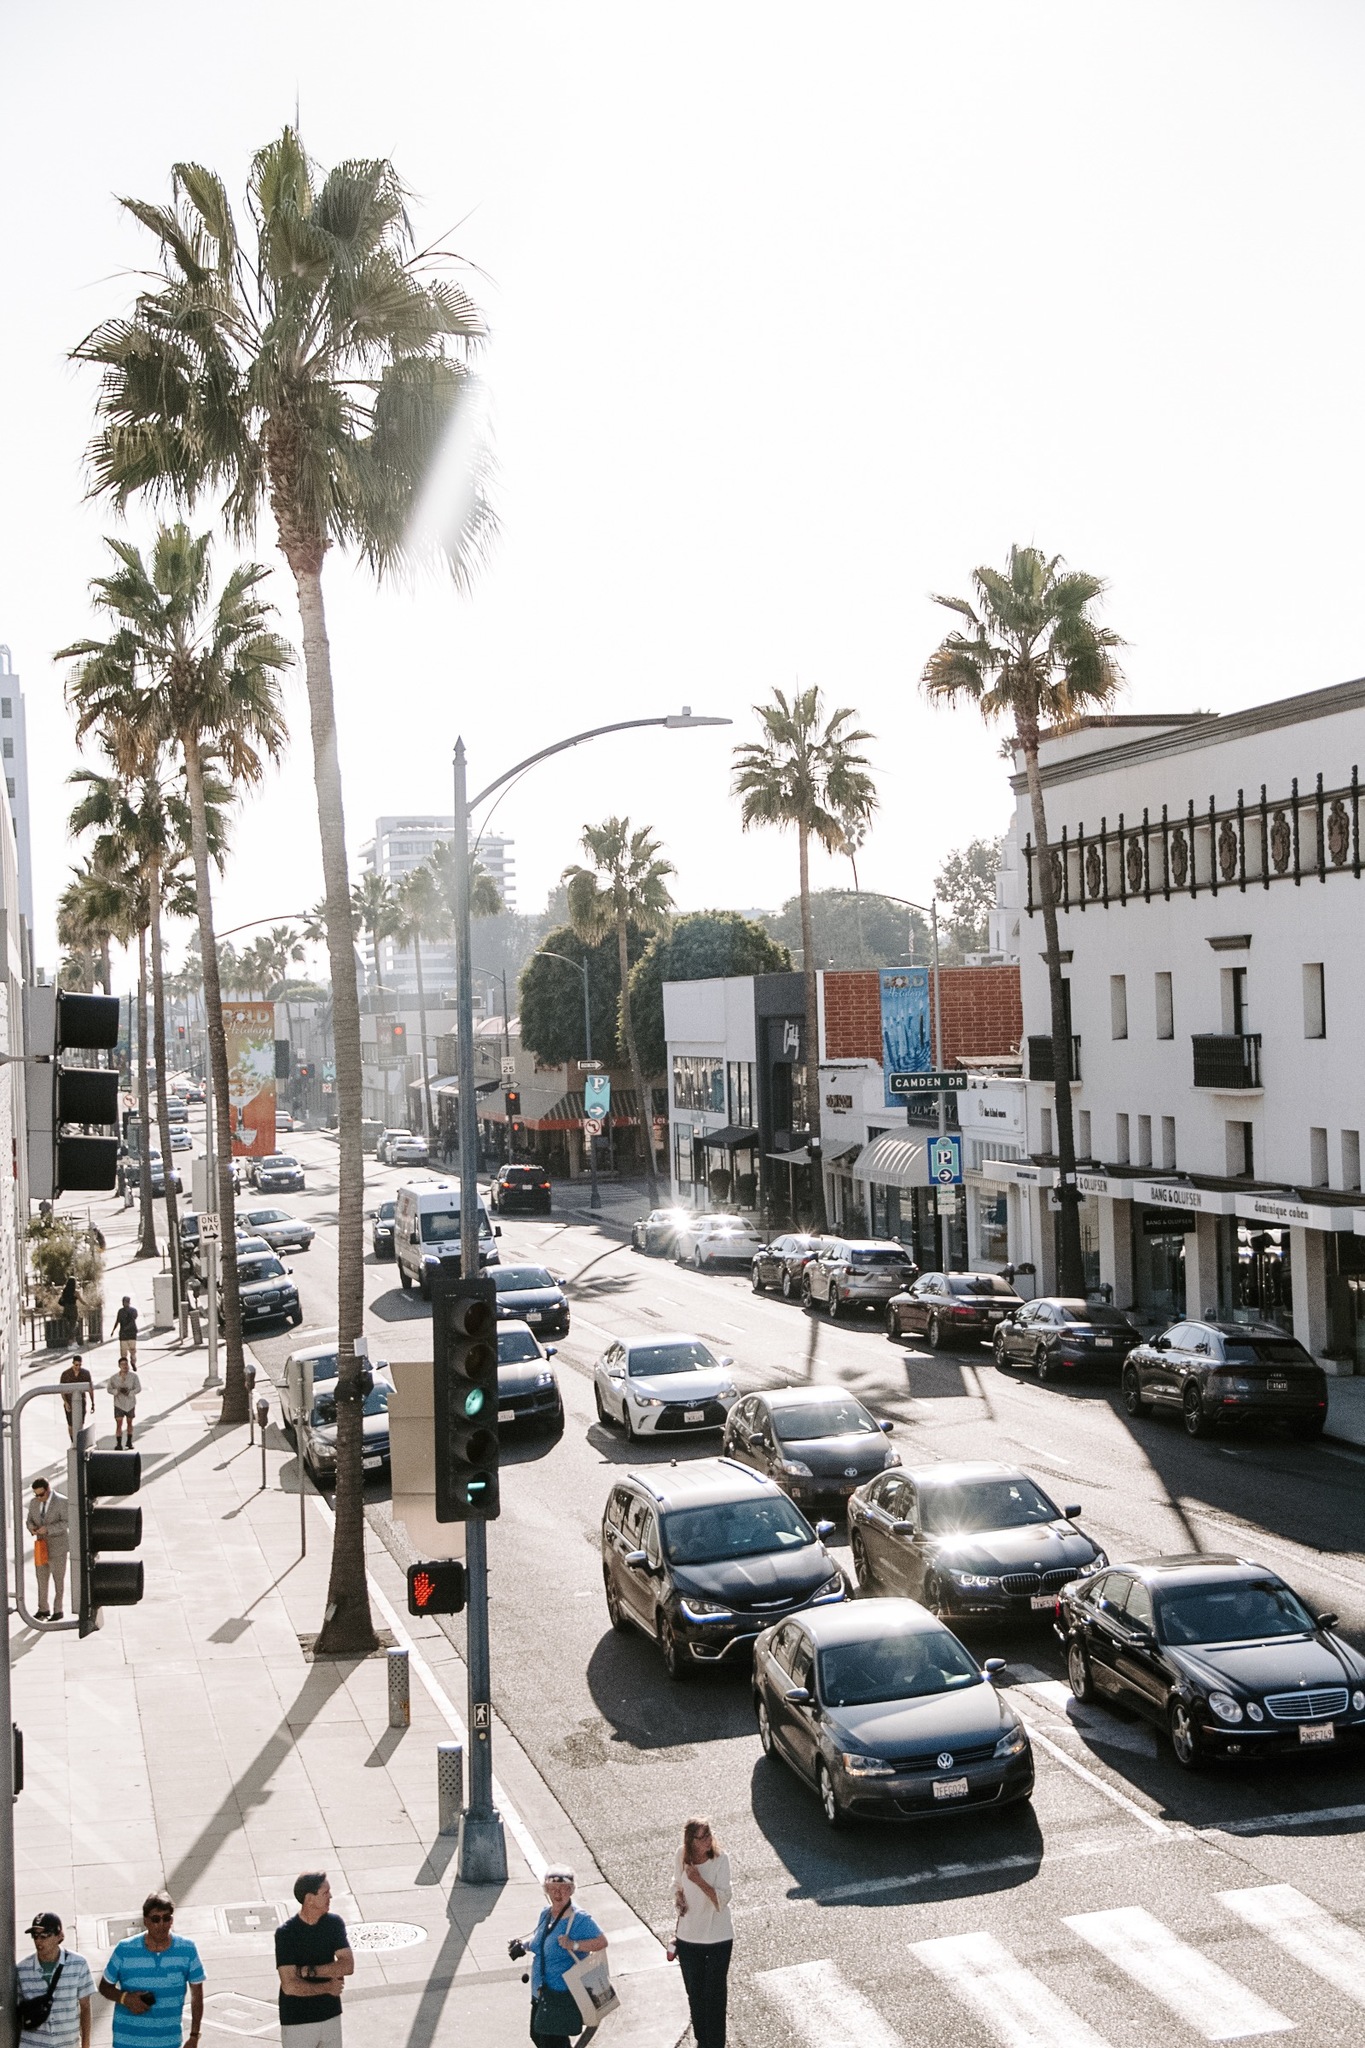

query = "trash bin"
[152,1272,176,1329]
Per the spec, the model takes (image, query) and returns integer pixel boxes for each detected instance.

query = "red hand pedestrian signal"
[406,1559,467,1616]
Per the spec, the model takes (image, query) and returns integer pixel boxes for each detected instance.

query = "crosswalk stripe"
[1219,1885,1365,2009]
[1065,1906,1296,2039]
[756,1958,907,2048]
[910,1930,1113,2048]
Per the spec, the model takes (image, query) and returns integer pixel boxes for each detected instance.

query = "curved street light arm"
[468,711,730,812]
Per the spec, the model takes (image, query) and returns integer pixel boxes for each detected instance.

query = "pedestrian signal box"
[406,1560,468,1616]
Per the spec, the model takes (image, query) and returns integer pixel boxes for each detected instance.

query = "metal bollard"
[437,1742,464,1834]
[387,1648,411,1729]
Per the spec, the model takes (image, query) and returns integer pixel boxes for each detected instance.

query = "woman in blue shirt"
[512,1866,607,2046]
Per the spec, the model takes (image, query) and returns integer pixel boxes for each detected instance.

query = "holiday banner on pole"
[879,968,931,1109]
[223,1002,277,1159]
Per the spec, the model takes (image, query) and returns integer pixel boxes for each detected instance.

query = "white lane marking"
[757,1959,907,2048]
[1014,1439,1073,1466]
[1023,1680,1159,1757]
[911,1930,1112,2048]
[1016,1714,1172,1836]
[1219,1884,1365,2006]
[1202,1802,1365,1837]
[308,1496,547,1879]
[1064,1906,1295,2039]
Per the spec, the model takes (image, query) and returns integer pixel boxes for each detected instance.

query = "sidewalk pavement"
[11,1202,689,2046]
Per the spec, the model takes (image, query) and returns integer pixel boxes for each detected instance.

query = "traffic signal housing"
[24,988,121,1199]
[68,1427,143,1637]
[406,1560,467,1615]
[432,1274,499,1521]
[504,1087,521,1117]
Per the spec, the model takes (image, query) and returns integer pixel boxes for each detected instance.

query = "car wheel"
[594,1384,612,1426]
[605,1574,629,1633]
[1035,1345,1053,1382]
[1067,1639,1095,1703]
[885,1307,902,1343]
[817,1762,847,1829]
[755,1693,775,1755]
[927,1314,945,1351]
[993,1331,1012,1371]
[751,1266,765,1294]
[1122,1366,1149,1416]
[660,1617,689,1682]
[1183,1385,1212,1438]
[923,1572,949,1619]
[547,1401,565,1436]
[801,1278,813,1309]
[827,1288,841,1319]
[781,1269,795,1300]
[398,1264,412,1292]
[290,1309,303,1328]
[850,1530,873,1592]
[624,1406,640,1443]
[1168,1697,1204,1770]
[419,1270,432,1301]
[692,1247,704,1269]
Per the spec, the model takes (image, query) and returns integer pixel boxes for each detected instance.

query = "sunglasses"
[146,1912,174,1923]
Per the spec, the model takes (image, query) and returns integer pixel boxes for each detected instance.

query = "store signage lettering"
[980,1105,1010,1120]
[1146,1183,1204,1211]
[824,1093,854,1112]
[1247,1197,1311,1226]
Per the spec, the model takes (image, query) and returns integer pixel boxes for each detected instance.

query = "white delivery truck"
[393,1178,500,1296]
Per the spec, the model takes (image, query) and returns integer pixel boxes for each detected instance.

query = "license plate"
[1095,1337,1114,1347]
[1300,1721,1335,1744]
[526,1310,542,1322]
[363,1456,382,1469]
[933,1777,969,1799]
[1268,1379,1289,1393]
[498,1408,515,1423]
[1030,1594,1055,1610]
[986,1311,1003,1322]
[684,1409,705,1423]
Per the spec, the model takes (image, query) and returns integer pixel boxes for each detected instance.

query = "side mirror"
[364,1208,375,1218]
[1154,1336,1170,1351]
[784,1686,812,1707]
[891,1519,916,1536]
[878,1419,893,1434]
[545,1346,557,1359]
[983,1657,1007,1677]
[719,1355,734,1367]
[624,1549,648,1569]
[815,1520,835,1539]
[1063,1504,1082,1520]
[495,1224,503,1236]
[609,1365,625,1380]
[1317,1612,1339,1631]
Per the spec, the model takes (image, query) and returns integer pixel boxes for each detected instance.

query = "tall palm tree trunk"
[147,866,183,1320]
[616,909,659,1205]
[1018,718,1084,1296]
[100,936,112,995]
[797,822,826,1230]
[184,733,247,1417]
[289,553,375,1656]
[135,930,156,1258]
[413,935,433,1139]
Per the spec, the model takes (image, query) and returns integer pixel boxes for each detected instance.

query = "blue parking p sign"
[929,1134,963,1186]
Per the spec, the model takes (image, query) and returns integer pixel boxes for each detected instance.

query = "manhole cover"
[221,1902,285,1935]
[348,1921,428,1952]
[99,1916,145,1946]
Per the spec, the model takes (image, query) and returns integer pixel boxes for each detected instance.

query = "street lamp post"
[450,708,728,1886]
[534,949,599,1210]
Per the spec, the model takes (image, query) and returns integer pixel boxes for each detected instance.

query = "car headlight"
[994,1722,1029,1758]
[780,1459,813,1477]
[717,1383,738,1400]
[632,1394,665,1408]
[952,1570,1002,1589]
[679,1598,733,1622]
[812,1572,846,1603]
[1352,1690,1365,1713]
[1085,1551,1109,1572]
[534,1371,555,1387]
[884,1448,902,1467]
[839,1751,895,1776]
[1245,1701,1265,1722]
[1208,1691,1244,1724]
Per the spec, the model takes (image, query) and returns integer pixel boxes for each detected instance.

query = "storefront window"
[1132,1212,1188,1321]
[1327,1233,1365,1371]
[673,1124,699,1190]
[1215,1216,1293,1332]
[977,1189,1009,1265]
[673,1056,724,1113]
[1078,1194,1101,1291]
[726,1061,755,1125]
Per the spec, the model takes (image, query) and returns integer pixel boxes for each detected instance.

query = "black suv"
[601,1460,846,1679]
[1122,1318,1328,1439]
[490,1163,553,1214]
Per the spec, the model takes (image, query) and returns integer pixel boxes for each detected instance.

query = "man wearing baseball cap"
[17,1911,94,2047]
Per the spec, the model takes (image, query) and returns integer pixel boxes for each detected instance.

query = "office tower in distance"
[0,648,33,939]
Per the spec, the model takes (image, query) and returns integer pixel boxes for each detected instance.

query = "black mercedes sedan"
[753,1598,1032,1825]
[1055,1554,1365,1769]
[848,1461,1106,1621]
[1122,1318,1328,1439]
[993,1297,1140,1379]
[721,1386,899,1509]
[495,1319,564,1433]
[492,1262,570,1336]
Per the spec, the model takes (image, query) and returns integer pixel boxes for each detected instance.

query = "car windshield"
[494,1267,557,1292]
[377,1202,395,1222]
[310,1383,390,1427]
[1221,1339,1315,1366]
[1158,1579,1318,1645]
[248,1211,287,1225]
[263,1157,294,1168]
[421,1209,489,1242]
[921,1477,1059,1533]
[946,1275,1016,1297]
[663,1496,814,1566]
[847,1249,909,1267]
[298,1352,339,1382]
[238,1256,286,1284]
[819,1627,982,1707]
[628,1342,717,1378]
[774,1399,879,1442]
[498,1328,543,1364]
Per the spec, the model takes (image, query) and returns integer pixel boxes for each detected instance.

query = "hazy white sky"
[5,2,1365,977]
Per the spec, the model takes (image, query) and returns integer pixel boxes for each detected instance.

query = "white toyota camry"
[593,1334,740,1441]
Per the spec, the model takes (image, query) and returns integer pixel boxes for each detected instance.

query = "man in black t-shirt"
[274,1873,354,2048]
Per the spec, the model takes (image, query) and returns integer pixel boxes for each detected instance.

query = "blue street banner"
[584,1073,612,1118]
[880,968,931,1108]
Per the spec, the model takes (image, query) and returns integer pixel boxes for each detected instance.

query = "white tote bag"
[565,1948,621,2027]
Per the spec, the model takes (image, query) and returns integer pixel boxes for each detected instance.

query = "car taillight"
[949,1306,976,1319]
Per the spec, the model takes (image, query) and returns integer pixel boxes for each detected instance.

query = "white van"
[394,1178,499,1296]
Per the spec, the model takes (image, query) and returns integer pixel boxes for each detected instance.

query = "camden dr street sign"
[889,1071,968,1095]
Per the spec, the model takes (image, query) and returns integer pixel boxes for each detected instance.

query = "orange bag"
[33,1535,49,1568]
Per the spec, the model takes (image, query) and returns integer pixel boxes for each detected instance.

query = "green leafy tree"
[935,837,1003,958]
[564,820,674,1203]
[351,873,401,991]
[394,864,446,1135]
[76,128,494,1653]
[762,889,929,970]
[629,913,791,1077]
[922,544,1123,1294]
[732,688,876,1226]
[517,926,637,1070]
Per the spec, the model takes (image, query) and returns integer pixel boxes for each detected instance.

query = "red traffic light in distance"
[406,1559,467,1615]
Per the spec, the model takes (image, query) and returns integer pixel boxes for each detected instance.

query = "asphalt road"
[244,1126,1365,2048]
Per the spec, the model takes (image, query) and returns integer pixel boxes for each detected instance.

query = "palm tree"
[428,842,503,925]
[922,544,1124,1295]
[732,688,876,1227]
[259,925,307,1097]
[394,865,444,1136]
[351,873,401,991]
[57,860,121,994]
[76,129,495,1651]
[61,524,291,1419]
[564,820,674,1205]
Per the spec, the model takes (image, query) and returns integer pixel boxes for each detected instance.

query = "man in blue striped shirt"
[17,1912,93,2047]
[99,1891,205,2048]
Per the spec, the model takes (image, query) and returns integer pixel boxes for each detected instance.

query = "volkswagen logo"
[844,1466,858,1479]
[936,1752,954,1770]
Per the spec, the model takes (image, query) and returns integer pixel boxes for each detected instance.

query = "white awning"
[978,1158,1056,1190]
[851,1131,927,1191]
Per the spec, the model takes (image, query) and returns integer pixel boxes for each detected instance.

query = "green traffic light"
[463,1388,484,1418]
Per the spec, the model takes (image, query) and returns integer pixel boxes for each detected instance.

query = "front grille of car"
[895,1740,999,1773]
[364,1435,391,1458]
[655,1401,728,1431]
[1264,1687,1349,1721]
[1000,1566,1077,1596]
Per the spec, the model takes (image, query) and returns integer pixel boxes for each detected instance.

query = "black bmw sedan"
[753,1598,1033,1825]
[492,1263,570,1336]
[993,1297,1140,1379]
[1055,1554,1365,1769]
[847,1461,1106,1620]
[1122,1318,1328,1439]
[721,1386,900,1509]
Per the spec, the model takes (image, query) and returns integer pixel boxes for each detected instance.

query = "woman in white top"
[672,1816,733,2048]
